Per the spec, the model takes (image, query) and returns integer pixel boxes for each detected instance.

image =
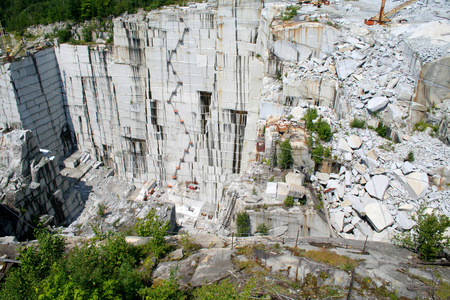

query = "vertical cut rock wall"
[55,0,265,202]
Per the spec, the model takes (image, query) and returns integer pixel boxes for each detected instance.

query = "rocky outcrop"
[0,130,82,238]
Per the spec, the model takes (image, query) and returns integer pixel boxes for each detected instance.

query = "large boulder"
[367,96,389,112]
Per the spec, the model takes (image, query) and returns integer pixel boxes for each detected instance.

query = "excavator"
[299,0,330,7]
[364,0,417,25]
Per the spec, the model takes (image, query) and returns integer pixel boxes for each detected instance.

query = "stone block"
[364,202,394,232]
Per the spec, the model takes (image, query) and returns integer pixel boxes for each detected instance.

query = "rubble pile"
[257,0,450,241]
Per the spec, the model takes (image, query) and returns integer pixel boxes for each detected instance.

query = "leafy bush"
[82,27,93,42]
[284,196,294,207]
[279,139,293,169]
[57,28,72,43]
[302,108,318,131]
[413,121,429,132]
[413,121,438,134]
[315,117,332,141]
[179,234,201,257]
[0,228,66,299]
[405,151,414,162]
[311,144,324,165]
[394,205,450,261]
[97,203,106,217]
[375,121,388,138]
[350,118,366,129]
[256,223,269,235]
[236,211,251,237]
[324,146,332,158]
[134,208,170,258]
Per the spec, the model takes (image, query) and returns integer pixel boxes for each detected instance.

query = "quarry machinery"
[0,21,26,62]
[0,21,10,56]
[299,0,330,7]
[364,0,417,25]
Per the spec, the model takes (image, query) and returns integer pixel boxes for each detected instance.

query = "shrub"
[405,151,414,162]
[284,196,294,207]
[394,205,450,261]
[324,146,332,158]
[236,211,251,237]
[256,223,269,235]
[179,234,201,257]
[134,208,170,258]
[350,118,365,129]
[57,28,72,43]
[97,203,106,217]
[413,121,429,132]
[311,144,324,165]
[375,121,388,138]
[302,108,318,131]
[279,139,293,169]
[315,117,332,141]
[82,27,92,42]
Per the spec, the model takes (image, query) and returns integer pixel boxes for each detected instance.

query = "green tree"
[279,139,293,169]
[236,211,251,237]
[394,206,450,261]
[81,0,93,20]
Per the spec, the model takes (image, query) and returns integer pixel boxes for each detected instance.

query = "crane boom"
[365,0,417,25]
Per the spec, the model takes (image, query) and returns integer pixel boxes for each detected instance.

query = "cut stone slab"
[346,135,362,149]
[396,211,415,230]
[406,172,429,199]
[398,203,414,211]
[355,221,373,237]
[365,175,390,199]
[367,96,389,112]
[401,162,415,175]
[316,172,330,183]
[388,103,404,121]
[337,138,353,153]
[343,223,355,233]
[367,149,379,160]
[330,210,345,232]
[336,59,362,79]
[266,182,277,198]
[365,202,394,232]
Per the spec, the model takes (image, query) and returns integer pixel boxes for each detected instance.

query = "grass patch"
[350,118,366,129]
[303,250,359,271]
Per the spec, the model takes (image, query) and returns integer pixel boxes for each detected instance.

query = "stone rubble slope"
[258,0,450,241]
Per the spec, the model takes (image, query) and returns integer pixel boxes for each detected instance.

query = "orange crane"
[365,0,417,25]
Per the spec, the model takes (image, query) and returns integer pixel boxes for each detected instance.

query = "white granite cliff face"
[0,48,75,160]
[54,0,264,202]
